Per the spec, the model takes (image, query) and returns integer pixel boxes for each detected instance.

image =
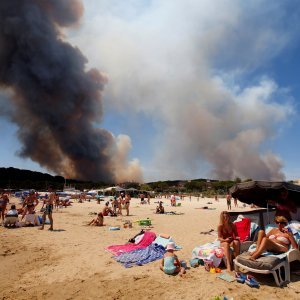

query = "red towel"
[106,231,156,256]
[234,218,251,242]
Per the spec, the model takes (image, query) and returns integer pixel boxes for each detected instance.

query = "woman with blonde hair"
[248,215,298,260]
[218,211,240,271]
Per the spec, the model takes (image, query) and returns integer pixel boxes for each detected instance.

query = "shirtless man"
[40,186,55,230]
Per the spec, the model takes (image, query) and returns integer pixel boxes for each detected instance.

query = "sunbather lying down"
[88,212,104,226]
[164,211,184,215]
[246,215,298,260]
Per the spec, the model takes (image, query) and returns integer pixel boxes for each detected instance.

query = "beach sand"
[1,196,300,299]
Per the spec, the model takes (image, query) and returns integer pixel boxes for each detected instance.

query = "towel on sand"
[106,231,156,256]
[152,235,182,250]
[192,241,224,267]
[113,243,165,268]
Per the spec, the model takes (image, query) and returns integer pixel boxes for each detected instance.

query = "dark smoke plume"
[0,0,116,182]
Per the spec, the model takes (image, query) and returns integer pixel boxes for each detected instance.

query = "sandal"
[234,272,247,283]
[245,275,260,288]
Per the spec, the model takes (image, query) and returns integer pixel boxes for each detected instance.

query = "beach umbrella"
[229,181,300,208]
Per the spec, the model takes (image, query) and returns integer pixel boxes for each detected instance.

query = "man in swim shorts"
[40,186,54,230]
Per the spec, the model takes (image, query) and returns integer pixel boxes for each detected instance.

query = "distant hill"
[0,167,64,190]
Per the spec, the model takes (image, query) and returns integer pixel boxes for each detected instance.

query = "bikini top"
[269,234,290,245]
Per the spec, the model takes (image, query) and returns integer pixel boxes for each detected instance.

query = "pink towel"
[106,231,156,256]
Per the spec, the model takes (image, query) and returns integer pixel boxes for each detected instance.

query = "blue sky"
[1,0,300,182]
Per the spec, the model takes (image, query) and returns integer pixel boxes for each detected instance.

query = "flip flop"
[245,275,260,288]
[234,272,247,283]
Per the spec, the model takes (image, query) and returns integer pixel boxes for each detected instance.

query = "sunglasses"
[276,221,287,225]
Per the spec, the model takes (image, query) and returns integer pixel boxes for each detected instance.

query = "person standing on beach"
[0,191,10,224]
[40,186,54,230]
[226,193,232,210]
[147,194,150,205]
[117,195,123,215]
[125,193,131,216]
[21,189,39,220]
[233,198,238,208]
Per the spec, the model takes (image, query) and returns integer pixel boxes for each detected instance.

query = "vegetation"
[0,167,253,195]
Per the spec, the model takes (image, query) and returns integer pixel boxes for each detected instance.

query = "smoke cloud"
[0,0,143,182]
[68,0,298,181]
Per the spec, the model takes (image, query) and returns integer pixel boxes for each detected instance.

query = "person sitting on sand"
[247,215,298,260]
[4,204,19,227]
[218,211,240,271]
[156,201,165,214]
[61,196,72,208]
[103,202,116,217]
[160,242,186,276]
[88,212,104,226]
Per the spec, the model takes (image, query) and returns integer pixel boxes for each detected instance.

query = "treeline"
[142,178,238,196]
[0,167,65,190]
[0,167,110,190]
[0,167,244,194]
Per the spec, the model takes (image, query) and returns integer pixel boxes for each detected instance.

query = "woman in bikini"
[125,193,131,216]
[249,215,298,260]
[218,211,240,271]
[88,212,104,226]
[0,191,10,223]
[21,190,39,220]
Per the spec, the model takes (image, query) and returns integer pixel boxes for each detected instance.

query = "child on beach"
[160,242,186,276]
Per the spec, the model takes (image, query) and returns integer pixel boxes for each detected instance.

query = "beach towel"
[152,235,182,250]
[234,217,251,242]
[113,243,165,268]
[217,272,235,282]
[192,241,224,267]
[106,231,156,256]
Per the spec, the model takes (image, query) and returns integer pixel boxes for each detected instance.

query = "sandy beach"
[1,196,300,300]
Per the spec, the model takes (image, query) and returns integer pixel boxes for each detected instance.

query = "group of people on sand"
[0,187,56,230]
[88,193,132,227]
[159,210,298,277]
[111,193,131,216]
[217,210,298,272]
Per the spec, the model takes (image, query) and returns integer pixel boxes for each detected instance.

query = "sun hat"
[166,242,176,250]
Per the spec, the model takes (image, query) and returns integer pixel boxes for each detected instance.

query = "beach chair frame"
[234,247,300,287]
